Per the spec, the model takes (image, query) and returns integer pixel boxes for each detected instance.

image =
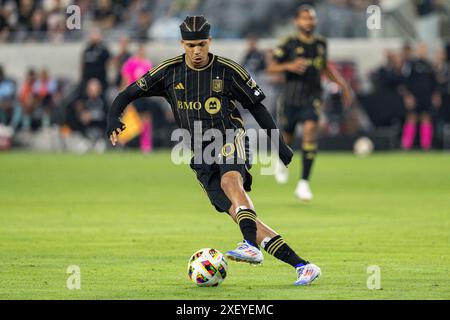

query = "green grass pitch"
[0,151,449,300]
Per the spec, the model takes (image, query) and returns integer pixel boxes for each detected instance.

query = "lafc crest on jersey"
[136,76,148,91]
[212,79,223,93]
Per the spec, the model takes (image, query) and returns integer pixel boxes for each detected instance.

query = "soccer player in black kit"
[268,5,353,201]
[107,16,321,285]
[401,42,439,150]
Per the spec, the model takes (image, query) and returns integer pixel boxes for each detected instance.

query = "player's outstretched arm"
[106,87,136,146]
[106,67,164,146]
[267,59,306,75]
[246,102,293,167]
[323,64,353,108]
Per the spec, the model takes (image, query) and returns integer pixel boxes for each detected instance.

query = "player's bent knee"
[220,172,243,193]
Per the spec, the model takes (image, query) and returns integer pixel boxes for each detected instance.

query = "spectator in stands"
[121,43,154,153]
[241,35,279,118]
[316,0,353,38]
[18,68,37,131]
[433,47,450,145]
[46,1,67,43]
[27,8,47,42]
[0,65,17,126]
[81,28,111,93]
[362,50,404,128]
[414,0,445,43]
[349,0,372,38]
[73,78,107,143]
[0,4,11,41]
[241,34,266,77]
[93,0,117,30]
[134,10,153,41]
[17,0,36,31]
[112,35,132,87]
[401,42,439,150]
[32,68,57,128]
[374,50,404,91]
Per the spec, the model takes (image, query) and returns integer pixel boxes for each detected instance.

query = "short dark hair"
[297,4,316,17]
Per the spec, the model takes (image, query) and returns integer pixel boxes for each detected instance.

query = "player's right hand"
[286,59,308,75]
[106,118,126,146]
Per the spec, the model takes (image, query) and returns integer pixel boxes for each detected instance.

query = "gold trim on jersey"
[216,57,249,80]
[149,55,183,76]
[230,114,244,127]
[186,54,216,71]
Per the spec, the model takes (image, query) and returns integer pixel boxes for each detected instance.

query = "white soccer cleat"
[225,240,264,265]
[275,160,289,184]
[294,263,321,286]
[295,179,313,201]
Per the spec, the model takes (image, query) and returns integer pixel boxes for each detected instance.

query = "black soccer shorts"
[190,129,252,213]
[277,98,322,134]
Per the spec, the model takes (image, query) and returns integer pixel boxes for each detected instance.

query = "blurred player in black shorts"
[106,16,321,285]
[401,42,439,150]
[267,5,353,201]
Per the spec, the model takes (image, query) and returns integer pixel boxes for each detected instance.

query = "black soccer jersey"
[273,34,327,106]
[125,53,265,136]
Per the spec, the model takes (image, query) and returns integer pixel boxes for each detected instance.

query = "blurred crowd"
[362,42,450,149]
[0,29,176,152]
[0,0,406,42]
[1,0,450,151]
[1,28,449,151]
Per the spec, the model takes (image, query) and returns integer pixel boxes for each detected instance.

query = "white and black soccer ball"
[353,136,374,157]
[187,248,228,287]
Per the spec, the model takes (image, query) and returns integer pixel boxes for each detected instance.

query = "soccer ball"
[353,136,374,157]
[187,248,228,287]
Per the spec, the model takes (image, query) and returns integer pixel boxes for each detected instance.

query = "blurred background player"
[401,42,439,150]
[121,43,154,153]
[80,28,111,94]
[267,5,353,201]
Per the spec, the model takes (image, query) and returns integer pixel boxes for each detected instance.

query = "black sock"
[301,143,317,181]
[235,208,258,248]
[262,235,308,268]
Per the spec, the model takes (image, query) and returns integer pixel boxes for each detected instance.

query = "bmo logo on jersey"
[177,97,222,115]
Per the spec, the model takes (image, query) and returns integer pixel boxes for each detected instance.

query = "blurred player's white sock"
[295,179,313,201]
[275,160,289,184]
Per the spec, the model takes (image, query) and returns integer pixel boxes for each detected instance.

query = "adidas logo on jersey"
[175,83,185,90]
